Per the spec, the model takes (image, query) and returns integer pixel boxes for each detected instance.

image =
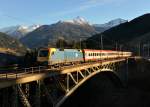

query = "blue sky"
[0,0,150,28]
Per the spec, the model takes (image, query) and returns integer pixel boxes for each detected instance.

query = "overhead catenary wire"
[87,33,123,51]
[100,33,125,51]
[0,13,36,25]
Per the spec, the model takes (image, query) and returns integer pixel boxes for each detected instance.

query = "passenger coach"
[37,48,132,65]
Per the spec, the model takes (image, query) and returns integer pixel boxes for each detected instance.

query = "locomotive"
[37,48,132,65]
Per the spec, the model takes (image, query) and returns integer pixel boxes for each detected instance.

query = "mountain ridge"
[93,18,127,28]
[86,13,150,52]
[0,32,27,54]
[0,17,126,40]
[20,20,97,48]
[20,17,127,49]
[0,25,41,39]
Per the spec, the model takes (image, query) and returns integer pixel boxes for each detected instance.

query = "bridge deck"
[0,58,126,89]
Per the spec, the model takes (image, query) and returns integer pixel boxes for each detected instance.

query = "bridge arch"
[56,68,122,107]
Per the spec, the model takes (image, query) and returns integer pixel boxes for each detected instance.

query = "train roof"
[38,48,132,53]
[83,49,117,52]
[83,49,132,53]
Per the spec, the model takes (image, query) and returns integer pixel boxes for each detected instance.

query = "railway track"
[0,58,127,79]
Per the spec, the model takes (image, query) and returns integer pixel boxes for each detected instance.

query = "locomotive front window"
[39,50,49,57]
[51,52,54,55]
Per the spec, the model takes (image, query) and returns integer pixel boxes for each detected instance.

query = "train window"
[51,52,54,55]
[89,53,90,56]
[39,50,48,57]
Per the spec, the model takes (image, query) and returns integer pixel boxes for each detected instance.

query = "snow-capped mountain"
[20,17,128,48]
[60,16,89,25]
[93,18,127,28]
[0,18,127,40]
[21,17,96,49]
[93,18,127,33]
[0,25,41,39]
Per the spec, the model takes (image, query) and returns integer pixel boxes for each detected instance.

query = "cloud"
[83,0,113,5]
[50,0,122,17]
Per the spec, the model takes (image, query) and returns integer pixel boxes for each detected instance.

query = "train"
[37,48,132,65]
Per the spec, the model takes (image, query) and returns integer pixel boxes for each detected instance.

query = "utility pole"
[119,45,122,51]
[99,36,101,49]
[101,34,103,50]
[142,44,144,56]
[138,43,141,56]
[116,42,118,51]
[80,38,82,49]
[148,43,149,57]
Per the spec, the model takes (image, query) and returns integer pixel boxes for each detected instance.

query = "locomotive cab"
[37,48,50,65]
[37,48,57,65]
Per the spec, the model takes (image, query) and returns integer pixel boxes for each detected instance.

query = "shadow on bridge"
[61,71,123,107]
